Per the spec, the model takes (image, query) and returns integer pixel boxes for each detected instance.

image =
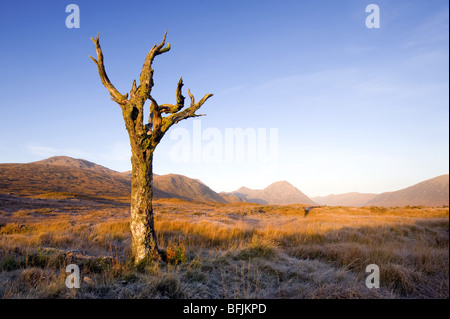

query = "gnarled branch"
[91,32,212,148]
[159,77,186,114]
[130,79,138,100]
[139,31,171,94]
[89,34,128,105]
[161,89,213,134]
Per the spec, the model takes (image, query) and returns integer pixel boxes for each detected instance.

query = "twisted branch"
[139,31,171,93]
[90,32,213,149]
[161,89,213,134]
[158,77,185,114]
[89,33,128,105]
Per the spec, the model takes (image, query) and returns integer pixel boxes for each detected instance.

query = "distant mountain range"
[0,156,447,207]
[313,175,449,207]
[365,174,449,207]
[0,156,316,205]
[312,192,378,207]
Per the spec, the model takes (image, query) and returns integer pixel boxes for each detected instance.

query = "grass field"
[0,195,448,299]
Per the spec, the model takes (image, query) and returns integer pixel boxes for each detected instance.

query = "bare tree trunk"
[130,150,158,262]
[90,32,212,264]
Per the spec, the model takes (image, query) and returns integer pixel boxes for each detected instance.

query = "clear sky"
[0,0,448,197]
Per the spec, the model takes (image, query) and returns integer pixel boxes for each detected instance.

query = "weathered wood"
[89,34,128,105]
[90,32,213,263]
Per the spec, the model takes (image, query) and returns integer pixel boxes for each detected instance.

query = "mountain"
[219,192,246,203]
[0,156,131,199]
[227,181,317,205]
[366,174,449,207]
[3,156,445,207]
[0,157,315,205]
[153,174,227,203]
[312,192,378,207]
[33,156,117,175]
[312,175,449,207]
[0,156,237,203]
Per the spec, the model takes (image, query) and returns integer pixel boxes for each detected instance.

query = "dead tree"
[89,32,213,263]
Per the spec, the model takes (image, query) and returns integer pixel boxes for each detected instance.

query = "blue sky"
[0,0,448,196]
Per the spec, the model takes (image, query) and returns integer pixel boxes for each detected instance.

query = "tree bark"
[130,149,158,262]
[90,32,212,264]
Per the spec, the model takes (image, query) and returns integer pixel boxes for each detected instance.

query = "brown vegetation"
[0,195,447,299]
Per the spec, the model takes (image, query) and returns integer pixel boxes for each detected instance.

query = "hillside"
[153,174,227,203]
[227,181,317,205]
[0,157,227,203]
[312,192,378,207]
[366,174,449,207]
[32,156,118,175]
[2,157,446,207]
[0,157,247,203]
[0,160,131,199]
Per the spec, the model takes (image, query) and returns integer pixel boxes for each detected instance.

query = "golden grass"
[0,201,448,299]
